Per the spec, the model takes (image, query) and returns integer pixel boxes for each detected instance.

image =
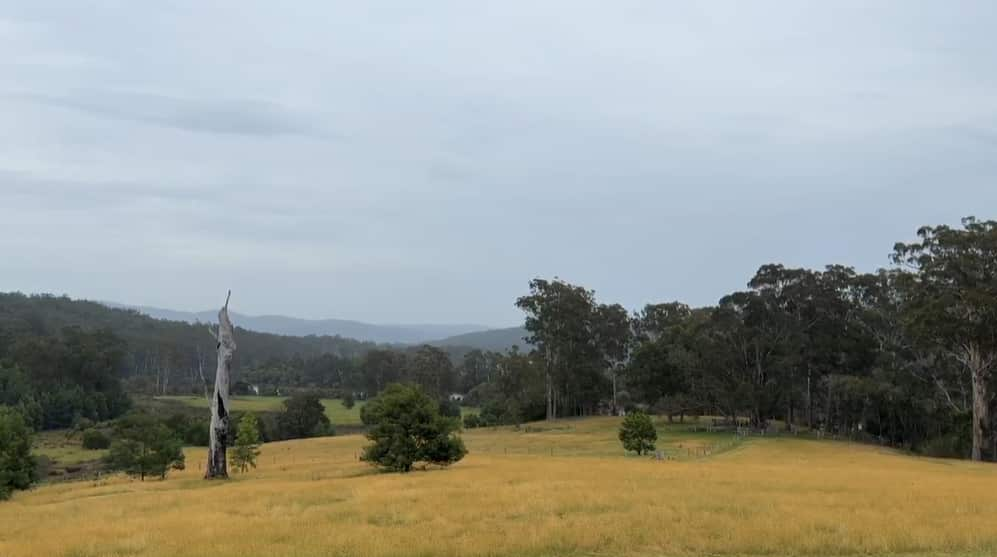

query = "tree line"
[498,217,997,462]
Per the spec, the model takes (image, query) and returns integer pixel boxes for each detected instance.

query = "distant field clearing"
[155,395,478,426]
[3,417,996,557]
[154,395,366,425]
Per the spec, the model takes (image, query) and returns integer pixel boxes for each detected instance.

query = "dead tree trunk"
[205,291,236,479]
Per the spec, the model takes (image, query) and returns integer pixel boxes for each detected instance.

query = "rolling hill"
[429,326,530,352]
[103,302,491,344]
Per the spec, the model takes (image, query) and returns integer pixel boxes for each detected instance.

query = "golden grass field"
[4,417,997,557]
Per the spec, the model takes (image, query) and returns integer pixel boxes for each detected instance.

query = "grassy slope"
[4,417,997,557]
[155,395,367,425]
[31,429,108,474]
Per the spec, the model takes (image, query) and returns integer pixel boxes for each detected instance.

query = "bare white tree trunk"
[958,343,994,462]
[205,291,236,479]
[196,345,210,402]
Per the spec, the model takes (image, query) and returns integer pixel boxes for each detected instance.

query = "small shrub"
[81,429,111,450]
[619,411,657,456]
[232,413,262,473]
[342,391,356,410]
[463,414,481,429]
[920,434,971,459]
[73,417,95,432]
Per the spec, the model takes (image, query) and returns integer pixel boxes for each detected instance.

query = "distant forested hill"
[429,326,530,352]
[103,302,489,344]
[0,292,378,398]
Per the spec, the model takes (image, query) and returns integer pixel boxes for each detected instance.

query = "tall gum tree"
[894,218,997,461]
[516,278,600,420]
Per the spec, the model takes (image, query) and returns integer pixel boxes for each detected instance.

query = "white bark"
[205,291,236,479]
[957,343,994,462]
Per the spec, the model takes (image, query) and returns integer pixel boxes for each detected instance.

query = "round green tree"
[103,413,185,481]
[619,411,657,455]
[0,407,36,500]
[276,392,331,440]
[361,383,466,472]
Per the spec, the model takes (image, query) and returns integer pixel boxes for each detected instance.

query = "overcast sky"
[2,1,996,326]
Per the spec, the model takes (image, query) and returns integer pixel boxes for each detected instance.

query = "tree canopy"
[361,383,466,472]
[0,407,35,500]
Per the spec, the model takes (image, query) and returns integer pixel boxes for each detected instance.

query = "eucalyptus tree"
[361,349,408,396]
[516,278,602,419]
[893,218,997,461]
[593,303,633,413]
[627,302,694,417]
[458,349,499,393]
[406,345,456,399]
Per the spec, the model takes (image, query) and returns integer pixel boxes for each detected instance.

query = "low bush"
[81,429,111,450]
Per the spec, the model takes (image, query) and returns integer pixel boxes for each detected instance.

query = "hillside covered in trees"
[0,294,378,427]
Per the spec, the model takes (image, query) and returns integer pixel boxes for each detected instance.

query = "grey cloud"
[1,1,996,325]
[4,90,325,138]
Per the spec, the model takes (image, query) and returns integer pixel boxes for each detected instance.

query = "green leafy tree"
[231,413,262,473]
[104,413,185,480]
[406,345,456,399]
[0,407,36,500]
[361,383,466,472]
[893,218,997,461]
[458,349,498,393]
[276,392,331,440]
[516,278,605,420]
[342,391,356,410]
[593,303,633,413]
[361,349,408,395]
[619,411,657,455]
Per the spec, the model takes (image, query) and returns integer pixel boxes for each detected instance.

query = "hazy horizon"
[3,1,996,325]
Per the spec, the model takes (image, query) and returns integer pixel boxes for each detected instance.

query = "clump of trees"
[0,327,131,430]
[0,407,36,500]
[104,413,185,481]
[472,217,997,462]
[619,411,657,455]
[361,384,466,472]
[232,413,262,473]
[276,392,333,440]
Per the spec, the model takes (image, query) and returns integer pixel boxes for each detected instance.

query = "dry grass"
[3,417,997,557]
